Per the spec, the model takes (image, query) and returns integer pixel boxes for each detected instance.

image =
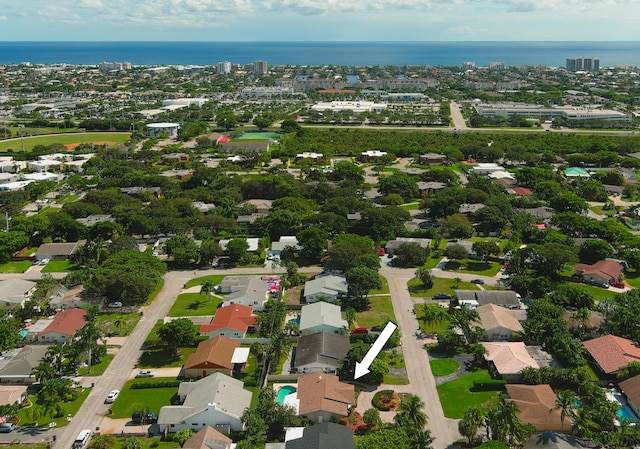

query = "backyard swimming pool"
[275,385,297,405]
[237,131,281,140]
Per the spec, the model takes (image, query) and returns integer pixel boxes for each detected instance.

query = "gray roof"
[294,332,350,369]
[417,181,447,191]
[34,241,86,257]
[445,240,475,254]
[159,373,251,425]
[220,276,268,303]
[303,275,348,299]
[455,290,520,306]
[272,237,301,252]
[299,302,348,332]
[0,345,49,379]
[75,215,116,226]
[0,278,37,304]
[385,237,432,250]
[286,423,355,449]
[459,203,486,214]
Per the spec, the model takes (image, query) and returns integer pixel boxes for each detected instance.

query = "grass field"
[168,292,223,317]
[184,275,225,289]
[77,354,114,376]
[436,369,502,418]
[138,347,196,368]
[0,132,130,153]
[407,277,478,298]
[18,387,91,428]
[87,436,178,449]
[109,378,179,418]
[443,260,502,276]
[430,358,460,376]
[41,260,75,272]
[370,276,390,295]
[565,282,618,302]
[97,312,142,337]
[0,260,32,273]
[355,295,396,329]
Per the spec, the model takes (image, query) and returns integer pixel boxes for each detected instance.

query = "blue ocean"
[0,41,638,67]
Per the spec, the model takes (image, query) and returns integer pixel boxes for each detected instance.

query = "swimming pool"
[606,391,639,424]
[276,385,297,405]
[237,132,281,140]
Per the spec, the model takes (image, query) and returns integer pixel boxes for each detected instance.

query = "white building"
[162,98,208,107]
[146,123,180,138]
[253,60,268,75]
[217,61,231,74]
[311,101,387,113]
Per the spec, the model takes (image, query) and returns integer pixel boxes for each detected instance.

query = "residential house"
[157,372,251,433]
[270,236,302,258]
[75,215,116,227]
[294,332,350,374]
[455,290,521,309]
[299,302,348,335]
[477,304,524,341]
[0,385,28,406]
[218,238,260,253]
[120,186,163,199]
[0,279,37,308]
[575,259,624,286]
[385,238,431,256]
[506,384,564,432]
[296,152,324,162]
[199,304,258,339]
[184,336,241,379]
[482,342,539,382]
[181,426,232,449]
[34,241,86,261]
[445,240,477,259]
[159,169,194,180]
[564,167,590,178]
[459,203,486,214]
[303,274,348,304]
[0,345,49,384]
[285,423,355,449]
[418,153,447,166]
[469,163,505,176]
[523,432,599,449]
[236,213,265,227]
[296,373,355,423]
[240,199,273,214]
[161,153,190,164]
[359,150,388,162]
[37,308,87,343]
[218,276,269,311]
[417,181,447,194]
[618,374,640,419]
[508,187,534,196]
[583,334,640,375]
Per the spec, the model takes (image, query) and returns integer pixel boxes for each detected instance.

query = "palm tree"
[43,402,63,427]
[112,315,128,336]
[459,407,484,444]
[32,362,55,384]
[200,280,217,300]
[26,406,42,426]
[451,306,480,342]
[345,307,357,330]
[551,390,578,433]
[394,394,428,431]
[453,277,462,288]
[408,429,434,449]
[44,344,66,377]
[421,304,447,334]
[267,331,292,373]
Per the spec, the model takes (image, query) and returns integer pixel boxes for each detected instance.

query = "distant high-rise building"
[98,61,132,72]
[217,61,231,74]
[253,60,268,75]
[461,61,476,71]
[566,57,600,72]
[488,61,505,71]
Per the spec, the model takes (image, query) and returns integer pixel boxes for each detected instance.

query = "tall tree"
[459,407,484,445]
[394,394,428,431]
[550,390,578,433]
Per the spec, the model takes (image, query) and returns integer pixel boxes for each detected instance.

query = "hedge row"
[131,380,183,389]
[472,380,506,391]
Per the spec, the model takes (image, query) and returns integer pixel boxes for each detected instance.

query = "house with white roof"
[299,302,348,335]
[218,276,269,311]
[270,236,302,257]
[0,279,37,308]
[157,372,251,434]
[482,342,539,382]
[27,159,61,172]
[477,304,524,341]
[469,163,505,176]
[218,238,260,253]
[303,274,348,304]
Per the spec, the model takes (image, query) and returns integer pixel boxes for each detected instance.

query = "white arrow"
[354,321,397,380]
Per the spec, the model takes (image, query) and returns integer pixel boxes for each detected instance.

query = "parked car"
[611,281,626,288]
[107,302,123,308]
[351,327,369,334]
[433,292,452,300]
[135,370,155,378]
[131,410,158,424]
[379,248,386,256]
[470,279,485,284]
[105,390,120,403]
[39,258,50,266]
[0,423,15,433]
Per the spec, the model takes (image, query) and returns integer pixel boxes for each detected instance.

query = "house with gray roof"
[219,276,269,311]
[299,302,348,335]
[294,332,350,374]
[303,274,348,304]
[455,290,521,309]
[0,279,37,308]
[285,423,355,449]
[34,241,86,261]
[0,345,49,384]
[385,237,432,256]
[270,236,302,257]
[157,372,251,434]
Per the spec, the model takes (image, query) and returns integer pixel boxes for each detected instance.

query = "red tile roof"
[511,187,534,196]
[199,304,257,334]
[583,335,640,374]
[39,308,87,337]
[575,259,623,281]
[506,384,563,431]
[297,373,355,418]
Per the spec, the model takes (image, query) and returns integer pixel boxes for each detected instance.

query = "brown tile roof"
[199,304,257,334]
[184,336,240,371]
[583,335,640,374]
[34,241,86,257]
[619,375,640,409]
[575,259,624,281]
[297,373,355,418]
[182,426,231,449]
[477,303,524,334]
[38,308,86,337]
[506,384,563,431]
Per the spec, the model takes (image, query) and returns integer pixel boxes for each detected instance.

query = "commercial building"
[566,57,600,71]
[473,102,630,125]
[98,61,132,72]
[311,101,387,113]
[253,60,268,75]
[217,61,231,74]
[146,123,180,138]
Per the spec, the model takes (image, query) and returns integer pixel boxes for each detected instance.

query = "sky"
[0,0,638,41]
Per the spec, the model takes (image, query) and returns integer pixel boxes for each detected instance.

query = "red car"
[611,281,626,288]
[379,248,386,255]
[351,327,369,334]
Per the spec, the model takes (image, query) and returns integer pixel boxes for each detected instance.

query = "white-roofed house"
[482,342,539,382]
[157,372,251,434]
[218,276,269,311]
[270,236,302,258]
[27,159,62,172]
[299,302,348,335]
[0,279,37,308]
[303,274,348,304]
[477,304,524,341]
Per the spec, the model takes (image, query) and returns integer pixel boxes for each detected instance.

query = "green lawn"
[0,132,130,153]
[55,194,80,205]
[436,369,503,418]
[355,295,396,328]
[41,260,75,272]
[88,436,178,449]
[370,276,390,295]
[565,282,617,302]
[109,378,179,418]
[168,292,223,317]
[407,277,478,298]
[97,312,142,337]
[399,202,421,211]
[443,260,502,276]
[184,275,226,289]
[78,354,114,376]
[18,387,91,428]
[138,347,196,368]
[0,260,32,273]
[383,375,410,385]
[430,358,460,376]
[385,350,405,369]
[623,269,640,289]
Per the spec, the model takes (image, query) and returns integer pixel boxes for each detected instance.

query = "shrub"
[471,380,506,391]
[372,389,395,411]
[130,380,183,389]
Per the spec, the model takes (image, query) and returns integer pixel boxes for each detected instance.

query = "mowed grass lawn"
[355,295,396,329]
[443,260,502,276]
[0,132,130,153]
[430,358,460,376]
[18,387,91,428]
[97,312,142,337]
[138,347,196,368]
[168,293,222,317]
[370,276,390,295]
[408,277,479,298]
[437,370,503,418]
[110,378,179,418]
[0,260,32,273]
[41,260,76,272]
[184,275,225,289]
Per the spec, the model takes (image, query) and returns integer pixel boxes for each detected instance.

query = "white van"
[72,429,92,449]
